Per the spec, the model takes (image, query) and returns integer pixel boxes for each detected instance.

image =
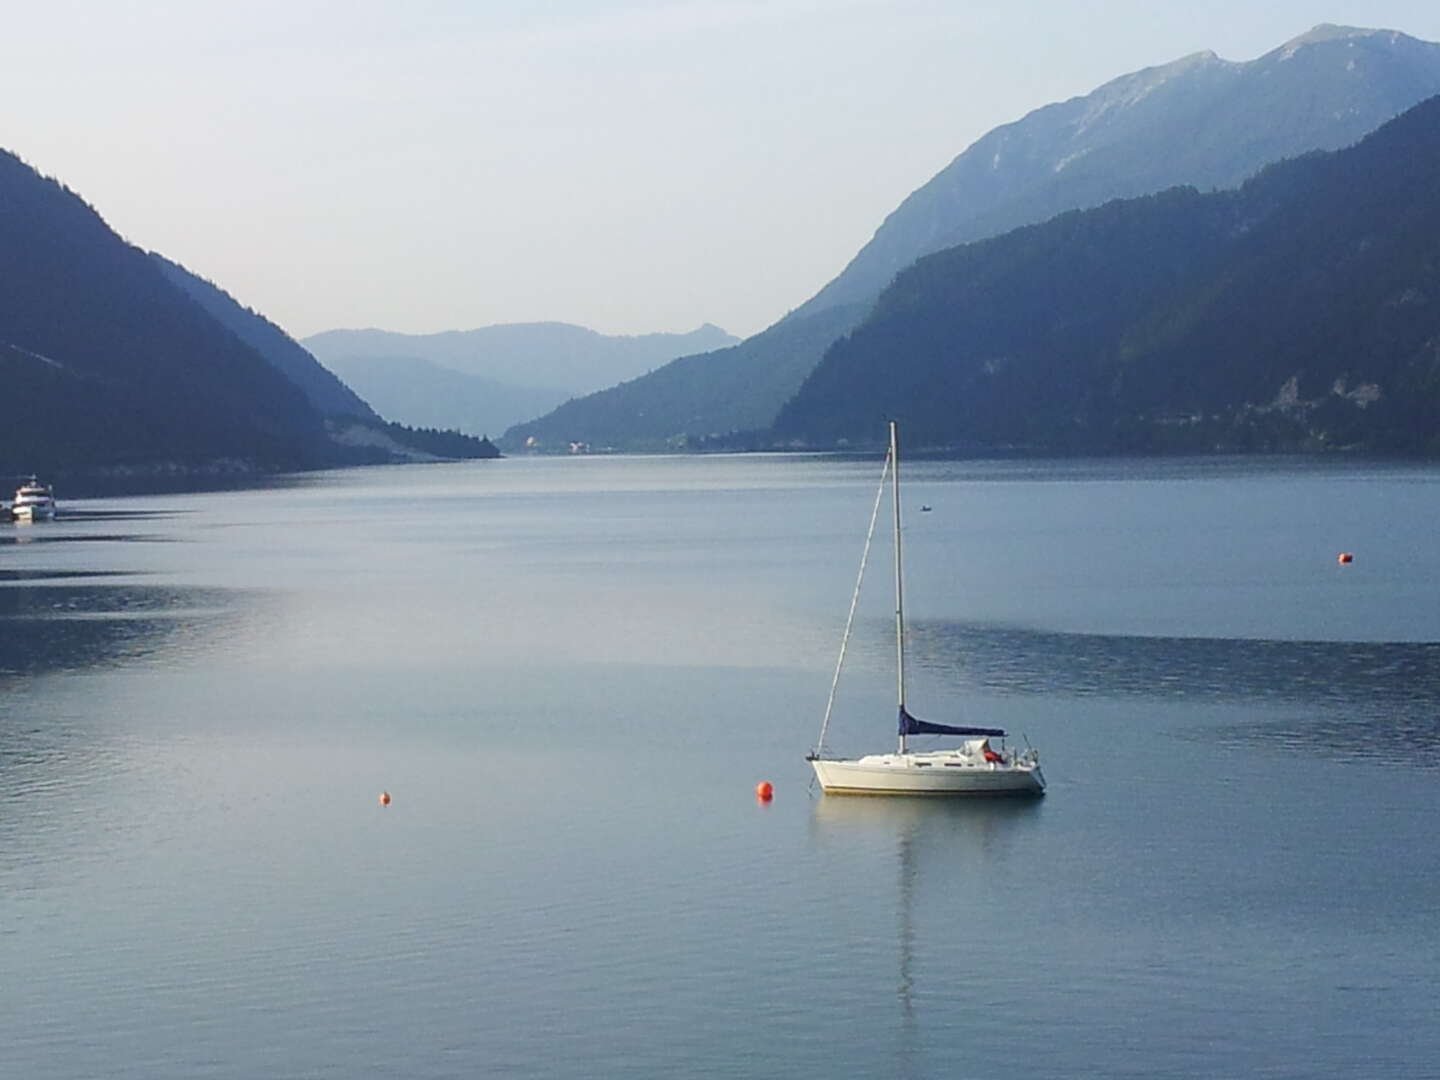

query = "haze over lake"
[4,454,1438,1079]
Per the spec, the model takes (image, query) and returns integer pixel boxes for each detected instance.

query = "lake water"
[3,453,1438,1079]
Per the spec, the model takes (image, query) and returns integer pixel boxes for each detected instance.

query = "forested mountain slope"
[0,150,330,473]
[771,95,1440,455]
[152,254,378,421]
[0,150,495,476]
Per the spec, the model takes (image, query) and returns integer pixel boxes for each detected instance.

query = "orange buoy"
[378,791,391,806]
[755,781,774,801]
[1337,552,1354,564]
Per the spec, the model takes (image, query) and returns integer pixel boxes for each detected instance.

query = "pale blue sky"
[3,2,1439,340]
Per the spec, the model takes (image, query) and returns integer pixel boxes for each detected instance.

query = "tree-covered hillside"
[0,149,497,477]
[150,255,500,461]
[0,150,330,473]
[771,95,1440,455]
[152,253,378,420]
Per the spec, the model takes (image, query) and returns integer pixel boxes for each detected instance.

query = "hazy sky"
[4,2,1440,341]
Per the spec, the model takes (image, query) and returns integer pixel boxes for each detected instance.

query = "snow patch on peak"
[1073,50,1231,135]
[1278,24,1384,60]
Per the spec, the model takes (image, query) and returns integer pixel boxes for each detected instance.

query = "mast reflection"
[809,797,1043,1075]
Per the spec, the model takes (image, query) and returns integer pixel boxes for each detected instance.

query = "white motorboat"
[11,477,56,522]
[807,422,1045,796]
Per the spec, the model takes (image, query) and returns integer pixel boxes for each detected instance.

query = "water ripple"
[909,620,1439,706]
[907,621,1440,767]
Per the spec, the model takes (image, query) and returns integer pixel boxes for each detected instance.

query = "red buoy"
[378,791,392,806]
[1337,552,1354,565]
[755,781,774,801]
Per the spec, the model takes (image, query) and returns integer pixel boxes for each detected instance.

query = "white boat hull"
[11,479,56,522]
[811,752,1045,796]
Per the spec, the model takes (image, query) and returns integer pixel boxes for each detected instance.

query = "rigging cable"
[813,446,892,757]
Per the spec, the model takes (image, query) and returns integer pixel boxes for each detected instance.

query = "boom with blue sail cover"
[898,706,1004,739]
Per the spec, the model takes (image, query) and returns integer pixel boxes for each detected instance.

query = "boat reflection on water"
[807,796,1044,1076]
[808,791,1043,849]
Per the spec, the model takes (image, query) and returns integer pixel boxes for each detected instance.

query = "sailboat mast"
[891,420,907,755]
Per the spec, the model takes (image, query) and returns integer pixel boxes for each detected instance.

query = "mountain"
[794,24,1440,322]
[770,95,1440,455]
[314,354,566,441]
[0,149,331,474]
[303,322,738,435]
[148,255,498,461]
[505,304,861,450]
[151,254,378,420]
[509,25,1440,450]
[0,149,496,478]
[328,417,500,462]
[305,322,738,391]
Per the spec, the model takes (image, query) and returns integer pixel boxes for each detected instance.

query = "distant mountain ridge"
[508,24,1440,450]
[308,321,737,394]
[771,94,1440,454]
[318,353,563,440]
[504,304,861,450]
[305,322,737,393]
[304,321,738,438]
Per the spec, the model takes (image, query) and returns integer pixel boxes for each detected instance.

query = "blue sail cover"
[898,706,1005,739]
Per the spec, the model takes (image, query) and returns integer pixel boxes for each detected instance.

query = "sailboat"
[807,422,1045,796]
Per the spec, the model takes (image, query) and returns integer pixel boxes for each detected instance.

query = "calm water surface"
[3,454,1438,1079]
